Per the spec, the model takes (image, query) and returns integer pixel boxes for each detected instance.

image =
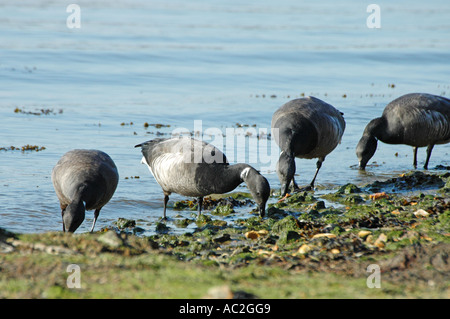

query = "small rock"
[0,241,14,253]
[245,231,259,240]
[374,233,388,248]
[272,215,300,234]
[213,233,231,243]
[43,245,75,255]
[203,285,234,299]
[155,222,170,233]
[311,201,326,210]
[298,244,312,254]
[413,209,430,217]
[203,285,257,299]
[257,229,269,236]
[330,248,340,254]
[114,217,136,229]
[336,183,361,194]
[277,230,301,244]
[369,192,388,200]
[344,194,364,204]
[97,230,124,248]
[312,233,336,239]
[358,230,372,239]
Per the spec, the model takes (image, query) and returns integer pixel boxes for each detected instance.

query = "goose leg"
[424,144,434,170]
[90,209,100,233]
[291,178,300,192]
[413,147,418,168]
[309,157,324,190]
[197,196,203,217]
[163,194,169,220]
[61,209,66,232]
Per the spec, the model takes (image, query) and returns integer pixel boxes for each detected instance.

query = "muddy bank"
[0,171,449,298]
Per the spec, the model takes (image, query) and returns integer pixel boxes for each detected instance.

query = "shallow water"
[1,0,449,235]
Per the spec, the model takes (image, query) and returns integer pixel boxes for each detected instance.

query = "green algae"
[1,171,449,298]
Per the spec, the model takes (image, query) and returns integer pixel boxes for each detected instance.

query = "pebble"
[369,192,388,200]
[203,285,233,299]
[358,230,372,239]
[0,241,14,253]
[374,233,388,248]
[8,239,75,255]
[97,230,124,248]
[298,244,312,254]
[257,229,269,236]
[413,209,430,217]
[312,233,336,239]
[245,229,269,240]
[245,231,260,240]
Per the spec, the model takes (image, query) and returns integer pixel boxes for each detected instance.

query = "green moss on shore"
[1,171,449,298]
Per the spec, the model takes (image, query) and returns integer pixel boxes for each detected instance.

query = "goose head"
[62,200,85,232]
[356,135,378,170]
[241,167,270,217]
[276,151,296,196]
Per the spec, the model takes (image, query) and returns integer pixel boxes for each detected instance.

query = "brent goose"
[51,149,119,232]
[271,96,346,196]
[135,137,270,218]
[357,93,450,170]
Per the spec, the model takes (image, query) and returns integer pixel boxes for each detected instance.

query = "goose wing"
[384,93,450,146]
[135,137,228,196]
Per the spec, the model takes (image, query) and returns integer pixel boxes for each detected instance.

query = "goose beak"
[258,203,266,218]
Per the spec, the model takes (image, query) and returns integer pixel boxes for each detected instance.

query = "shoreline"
[1,170,449,298]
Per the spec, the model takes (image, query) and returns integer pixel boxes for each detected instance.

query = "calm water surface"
[1,0,449,234]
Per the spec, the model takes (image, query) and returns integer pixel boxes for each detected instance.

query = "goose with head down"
[357,93,450,170]
[271,96,346,196]
[135,137,270,218]
[51,149,119,233]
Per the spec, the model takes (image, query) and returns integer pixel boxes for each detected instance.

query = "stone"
[298,244,312,254]
[312,233,336,239]
[97,230,123,248]
[374,233,388,248]
[413,209,430,217]
[245,231,259,240]
[358,230,372,239]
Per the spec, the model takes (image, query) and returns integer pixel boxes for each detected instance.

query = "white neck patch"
[240,167,251,180]
[141,156,153,175]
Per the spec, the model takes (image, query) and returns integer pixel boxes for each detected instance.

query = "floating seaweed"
[14,107,63,116]
[0,145,46,152]
[143,122,171,129]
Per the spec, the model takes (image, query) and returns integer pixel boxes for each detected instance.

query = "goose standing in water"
[135,137,270,218]
[357,93,450,170]
[271,96,346,196]
[52,149,119,233]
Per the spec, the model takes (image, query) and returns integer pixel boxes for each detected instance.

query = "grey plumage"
[135,137,270,218]
[271,96,346,196]
[51,149,119,233]
[356,93,450,170]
